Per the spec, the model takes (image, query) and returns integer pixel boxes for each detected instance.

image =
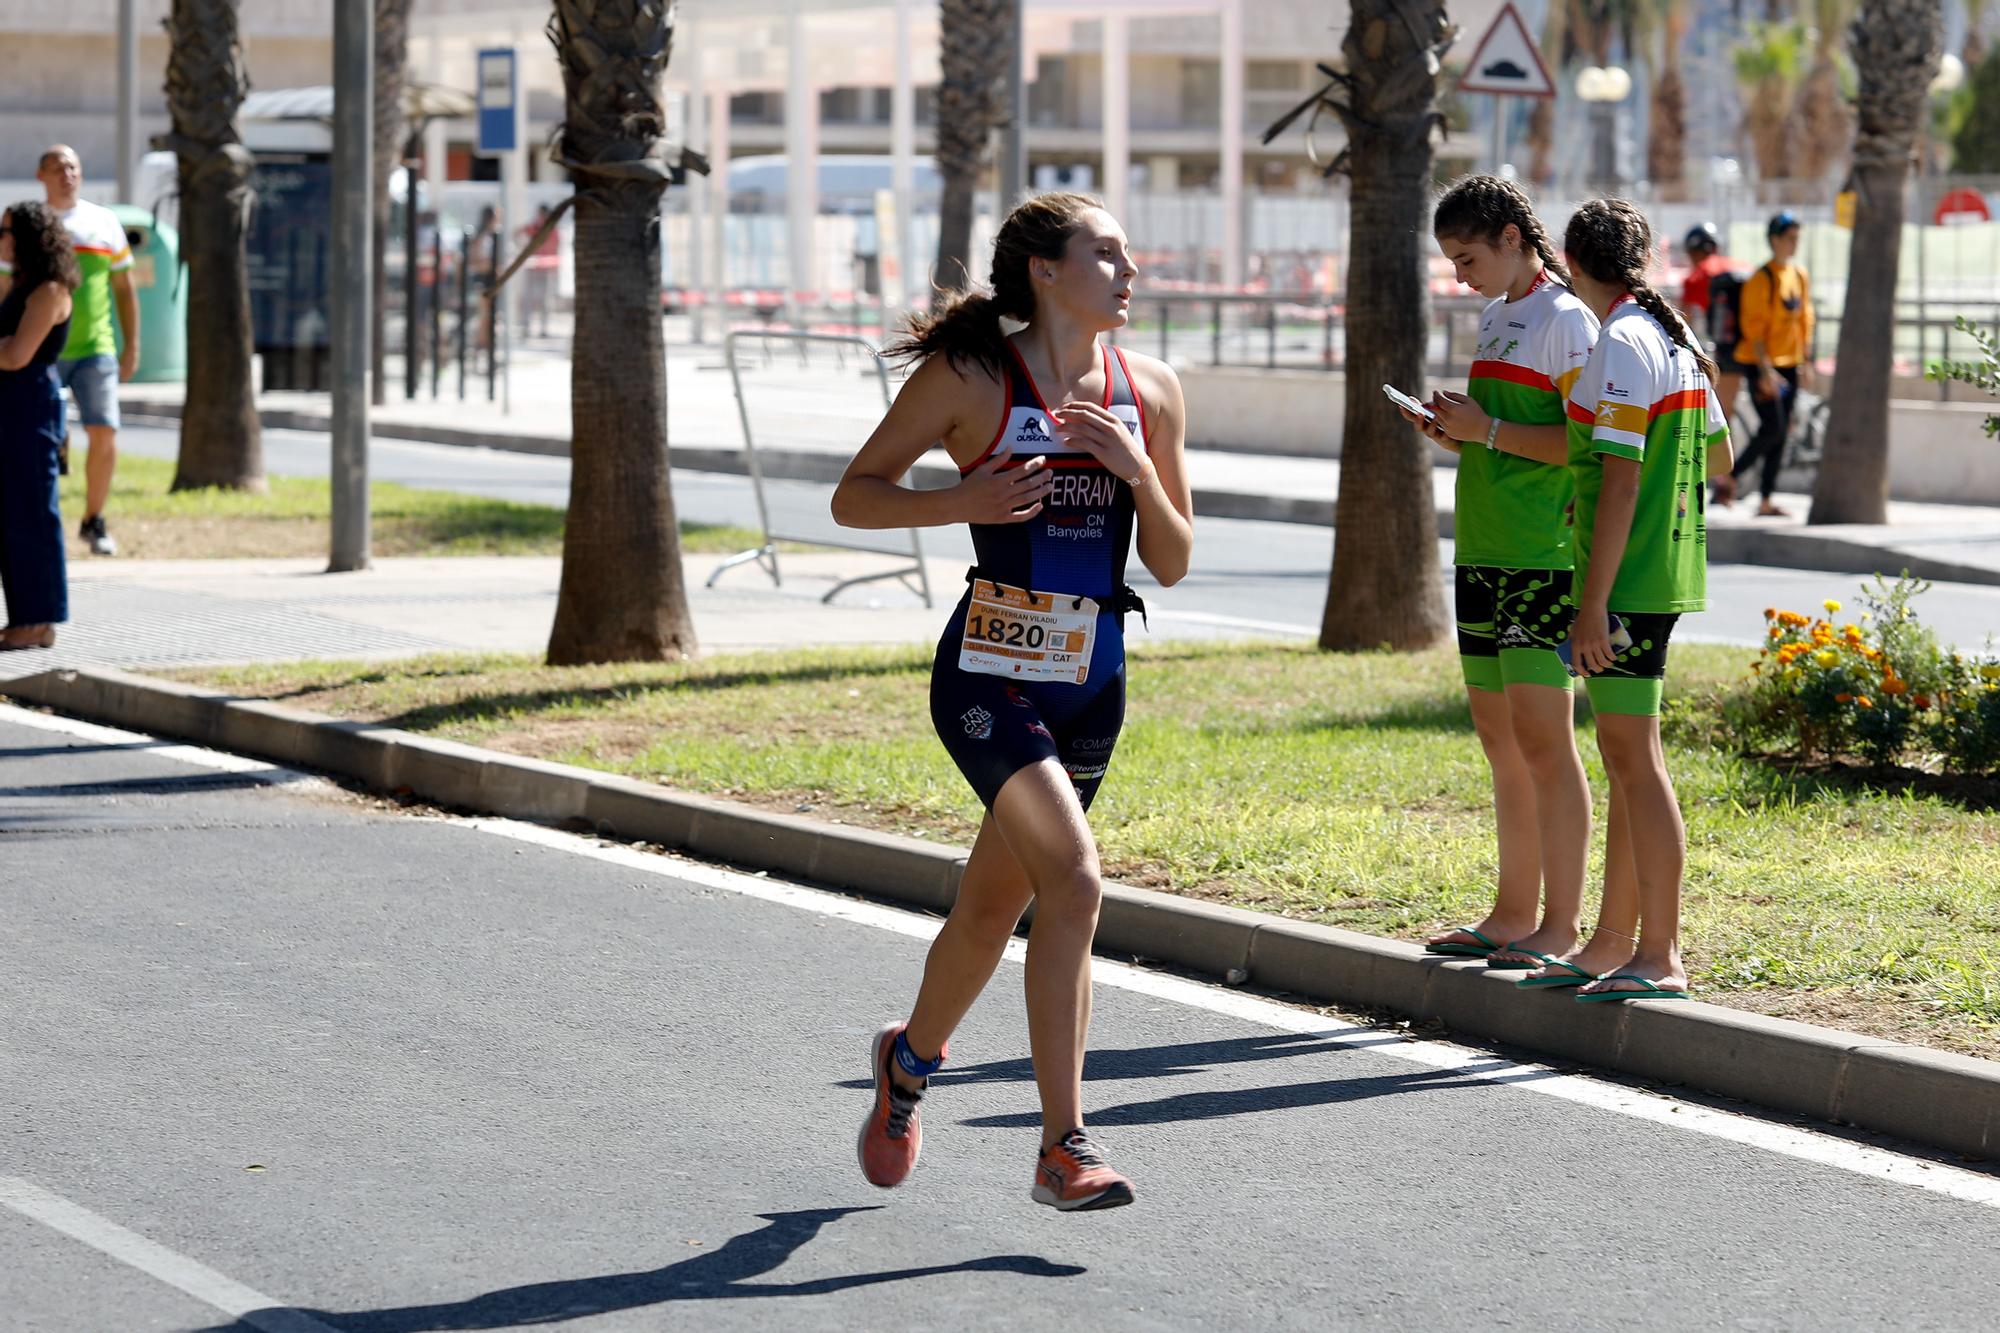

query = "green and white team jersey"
[1565,299,1729,614]
[1454,270,1599,572]
[0,200,134,361]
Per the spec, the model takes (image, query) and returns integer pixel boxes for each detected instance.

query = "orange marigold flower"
[1857,696,1874,708]
[1763,607,1778,620]
[1914,694,1932,709]
[1883,678,1909,695]
[1835,692,1853,703]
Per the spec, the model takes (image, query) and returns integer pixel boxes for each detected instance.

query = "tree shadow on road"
[188,1207,1083,1332]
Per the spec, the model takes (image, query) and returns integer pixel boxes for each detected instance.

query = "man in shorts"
[3,146,139,556]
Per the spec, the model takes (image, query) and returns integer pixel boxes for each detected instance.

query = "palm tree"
[1792,0,1857,191]
[370,0,413,408]
[1646,2,1689,197]
[1264,4,1455,652]
[546,0,698,663]
[932,0,1015,301]
[1733,19,1808,193]
[1808,0,1943,526]
[157,0,264,493]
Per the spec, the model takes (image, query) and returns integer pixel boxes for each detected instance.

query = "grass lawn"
[61,454,764,560]
[176,639,2000,1055]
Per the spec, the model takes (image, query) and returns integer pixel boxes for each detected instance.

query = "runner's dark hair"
[3,200,80,294]
[1432,175,1570,285]
[886,191,1103,380]
[1565,197,1720,383]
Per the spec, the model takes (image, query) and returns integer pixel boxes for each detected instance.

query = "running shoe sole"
[1030,1180,1136,1212]
[857,1023,919,1186]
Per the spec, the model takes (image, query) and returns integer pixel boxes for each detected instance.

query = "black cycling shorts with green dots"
[1455,565,1575,692]
[1580,611,1682,717]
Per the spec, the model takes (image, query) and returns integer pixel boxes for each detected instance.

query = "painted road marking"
[0,1177,337,1333]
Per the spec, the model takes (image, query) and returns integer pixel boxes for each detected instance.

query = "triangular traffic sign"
[1458,3,1556,98]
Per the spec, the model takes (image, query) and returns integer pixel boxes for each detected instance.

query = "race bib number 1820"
[958,580,1097,684]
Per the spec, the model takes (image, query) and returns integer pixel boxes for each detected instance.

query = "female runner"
[832,192,1193,1209]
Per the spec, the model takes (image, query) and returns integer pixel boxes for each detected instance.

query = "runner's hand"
[1053,400,1147,482]
[1570,607,1618,676]
[956,453,1051,524]
[1431,390,1491,445]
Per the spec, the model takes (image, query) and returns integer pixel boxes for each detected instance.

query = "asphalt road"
[114,423,2000,651]
[6,708,2000,1331]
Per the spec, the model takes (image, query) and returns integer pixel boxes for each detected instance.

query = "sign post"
[1456,3,1556,172]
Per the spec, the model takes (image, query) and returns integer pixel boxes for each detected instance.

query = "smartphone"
[1381,383,1437,423]
[1558,615,1635,676]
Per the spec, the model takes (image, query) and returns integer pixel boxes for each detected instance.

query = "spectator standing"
[0,146,137,556]
[517,204,560,339]
[1727,211,1815,517]
[0,202,79,650]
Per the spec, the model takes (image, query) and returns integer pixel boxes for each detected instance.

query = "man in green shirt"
[0,147,139,556]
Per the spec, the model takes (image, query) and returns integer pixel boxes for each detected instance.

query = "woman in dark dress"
[0,201,78,650]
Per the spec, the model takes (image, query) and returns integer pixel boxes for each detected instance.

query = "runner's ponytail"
[887,191,1102,380]
[1433,175,1571,286]
[1565,198,1720,386]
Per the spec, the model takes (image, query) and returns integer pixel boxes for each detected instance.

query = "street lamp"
[1576,64,1632,191]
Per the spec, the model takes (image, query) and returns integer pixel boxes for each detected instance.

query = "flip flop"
[1485,942,1545,971]
[1575,973,1690,1003]
[1424,926,1500,958]
[1514,955,1597,989]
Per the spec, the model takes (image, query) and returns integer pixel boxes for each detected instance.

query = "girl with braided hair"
[833,192,1192,1210]
[1399,177,1599,985]
[1524,198,1734,1002]
[0,200,78,650]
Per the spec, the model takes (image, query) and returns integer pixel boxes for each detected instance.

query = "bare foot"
[1486,925,1582,968]
[1426,914,1536,954]
[1577,968,1689,998]
[1518,931,1633,984]
[1756,501,1790,518]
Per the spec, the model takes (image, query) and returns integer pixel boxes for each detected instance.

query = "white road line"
[0,704,321,783]
[1146,609,1319,636]
[9,701,2000,1218]
[0,1177,337,1333]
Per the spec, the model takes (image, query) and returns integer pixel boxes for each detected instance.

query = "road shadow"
[189,1207,1083,1332]
[959,1060,1552,1129]
[837,1029,1414,1093]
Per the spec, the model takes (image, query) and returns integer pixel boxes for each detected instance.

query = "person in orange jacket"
[1725,211,1814,517]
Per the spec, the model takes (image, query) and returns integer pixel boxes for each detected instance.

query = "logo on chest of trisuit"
[1012,410,1053,446]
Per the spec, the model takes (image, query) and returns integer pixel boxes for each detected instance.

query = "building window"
[1029,55,1069,128]
[1179,58,1219,129]
[730,91,782,125]
[1248,60,1303,93]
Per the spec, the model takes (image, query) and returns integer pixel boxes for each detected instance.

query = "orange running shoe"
[857,1023,935,1188]
[1032,1129,1135,1212]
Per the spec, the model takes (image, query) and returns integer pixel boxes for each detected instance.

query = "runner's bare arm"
[1127,355,1195,587]
[1706,429,1735,479]
[832,354,1049,530]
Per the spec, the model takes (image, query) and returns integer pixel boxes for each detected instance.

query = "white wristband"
[1484,417,1502,452]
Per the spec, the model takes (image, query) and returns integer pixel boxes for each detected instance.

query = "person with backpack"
[1723,212,1815,517]
[1680,225,1743,504]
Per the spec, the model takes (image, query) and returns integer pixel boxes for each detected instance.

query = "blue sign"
[476,47,516,154]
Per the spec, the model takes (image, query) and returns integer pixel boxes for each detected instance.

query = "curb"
[122,396,1996,586]
[11,665,1997,1161]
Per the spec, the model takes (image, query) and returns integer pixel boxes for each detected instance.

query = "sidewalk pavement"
[120,344,2000,589]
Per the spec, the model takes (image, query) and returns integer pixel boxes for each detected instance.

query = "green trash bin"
[110,204,186,383]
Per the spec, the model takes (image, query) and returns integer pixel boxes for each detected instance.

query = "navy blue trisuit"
[930,339,1150,811]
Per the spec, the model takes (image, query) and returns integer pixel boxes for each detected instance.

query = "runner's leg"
[897,815,1034,1079]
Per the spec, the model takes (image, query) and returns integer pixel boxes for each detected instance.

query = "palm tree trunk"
[932,0,1014,301]
[1809,0,1943,526]
[157,0,263,493]
[546,0,696,664]
[1648,12,1689,198]
[371,0,412,408]
[1319,0,1453,652]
